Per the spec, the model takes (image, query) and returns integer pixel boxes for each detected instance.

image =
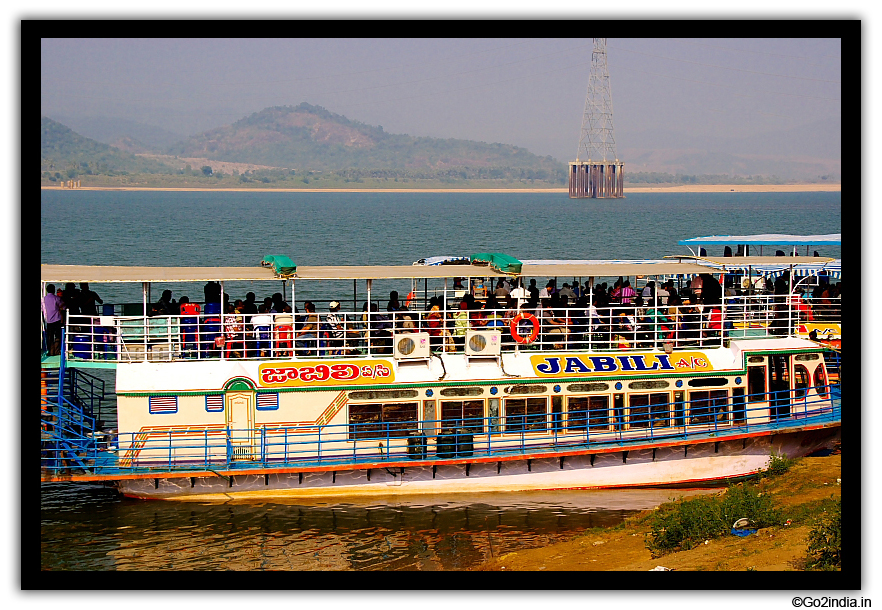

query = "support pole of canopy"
[788,263,794,337]
[220,281,226,361]
[142,282,149,360]
[366,279,372,356]
[721,265,727,347]
[653,277,658,351]
[353,279,357,313]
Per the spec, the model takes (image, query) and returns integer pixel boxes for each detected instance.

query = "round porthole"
[676,380,683,388]
[615,382,622,390]
[735,377,742,385]
[490,387,498,395]
[553,385,561,393]
[425,389,433,397]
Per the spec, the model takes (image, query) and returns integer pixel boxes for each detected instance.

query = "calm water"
[40,189,841,571]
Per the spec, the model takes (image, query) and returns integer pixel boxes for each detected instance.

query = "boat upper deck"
[41,257,842,367]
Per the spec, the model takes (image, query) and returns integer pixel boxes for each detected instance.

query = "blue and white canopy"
[678,234,841,247]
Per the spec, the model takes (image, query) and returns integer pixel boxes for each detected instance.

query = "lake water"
[39,189,841,571]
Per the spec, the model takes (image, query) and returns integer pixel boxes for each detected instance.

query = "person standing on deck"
[43,284,64,355]
[78,283,103,316]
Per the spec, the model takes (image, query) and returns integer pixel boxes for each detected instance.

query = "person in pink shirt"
[619,280,637,304]
[43,284,64,355]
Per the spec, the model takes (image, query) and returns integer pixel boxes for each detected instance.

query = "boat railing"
[40,382,841,477]
[58,295,842,363]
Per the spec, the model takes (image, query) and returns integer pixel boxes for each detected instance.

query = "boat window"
[349,389,419,401]
[567,382,609,393]
[628,393,670,429]
[505,384,547,394]
[688,390,728,425]
[747,365,766,403]
[505,397,547,432]
[566,396,610,432]
[687,377,729,388]
[440,386,484,397]
[440,400,485,434]
[814,363,829,399]
[794,365,810,399]
[795,353,820,361]
[628,380,670,390]
[348,402,418,440]
[747,356,765,364]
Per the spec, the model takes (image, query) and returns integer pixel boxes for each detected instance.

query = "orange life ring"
[510,312,539,344]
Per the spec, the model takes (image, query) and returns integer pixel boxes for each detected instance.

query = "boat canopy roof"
[41,260,715,284]
[664,255,841,279]
[678,233,841,246]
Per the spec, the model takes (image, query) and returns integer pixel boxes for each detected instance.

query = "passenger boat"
[40,253,841,501]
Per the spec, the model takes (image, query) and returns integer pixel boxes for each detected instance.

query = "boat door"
[745,355,770,425]
[225,380,256,461]
[768,353,792,422]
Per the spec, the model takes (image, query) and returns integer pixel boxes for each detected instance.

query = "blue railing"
[40,383,841,478]
[65,368,108,423]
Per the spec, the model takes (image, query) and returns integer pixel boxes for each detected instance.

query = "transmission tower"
[569,38,624,198]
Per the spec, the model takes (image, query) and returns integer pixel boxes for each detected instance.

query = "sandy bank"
[42,184,840,194]
[625,184,841,193]
[477,452,841,572]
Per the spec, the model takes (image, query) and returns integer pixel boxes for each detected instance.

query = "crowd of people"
[43,274,842,358]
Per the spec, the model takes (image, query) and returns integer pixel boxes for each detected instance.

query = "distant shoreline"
[41,183,841,194]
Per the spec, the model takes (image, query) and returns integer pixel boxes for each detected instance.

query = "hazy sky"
[40,36,841,162]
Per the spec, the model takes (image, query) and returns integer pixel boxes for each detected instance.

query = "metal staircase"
[41,347,108,475]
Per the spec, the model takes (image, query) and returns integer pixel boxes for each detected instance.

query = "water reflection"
[41,483,718,571]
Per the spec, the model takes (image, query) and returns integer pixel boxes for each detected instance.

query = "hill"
[167,103,566,181]
[40,117,179,181]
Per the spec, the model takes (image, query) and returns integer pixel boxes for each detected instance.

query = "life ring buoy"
[510,312,539,344]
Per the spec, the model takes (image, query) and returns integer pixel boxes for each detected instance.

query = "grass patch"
[804,497,841,570]
[764,452,797,478]
[646,483,782,556]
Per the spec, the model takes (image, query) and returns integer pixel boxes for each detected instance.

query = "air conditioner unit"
[465,330,502,356]
[393,332,431,360]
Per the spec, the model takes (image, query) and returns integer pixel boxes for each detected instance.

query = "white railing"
[60,295,841,363]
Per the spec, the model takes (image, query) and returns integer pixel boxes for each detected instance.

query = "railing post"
[521,421,525,453]
[317,425,322,463]
[226,426,231,466]
[261,426,267,466]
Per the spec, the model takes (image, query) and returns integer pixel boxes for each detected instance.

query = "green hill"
[41,117,177,180]
[168,103,566,181]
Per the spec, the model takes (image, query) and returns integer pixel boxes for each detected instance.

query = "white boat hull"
[117,427,839,501]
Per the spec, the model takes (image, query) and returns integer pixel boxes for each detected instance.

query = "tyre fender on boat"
[510,312,539,344]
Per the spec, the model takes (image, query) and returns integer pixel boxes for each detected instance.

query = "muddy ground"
[478,453,841,571]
